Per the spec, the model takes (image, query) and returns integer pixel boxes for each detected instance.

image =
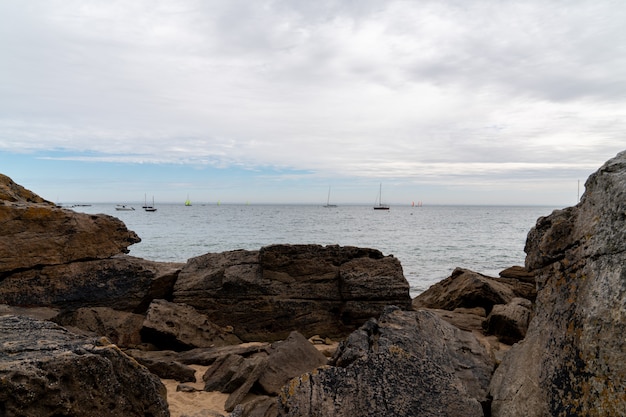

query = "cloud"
[0,0,624,197]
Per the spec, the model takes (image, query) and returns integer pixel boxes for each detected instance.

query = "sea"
[71,203,559,297]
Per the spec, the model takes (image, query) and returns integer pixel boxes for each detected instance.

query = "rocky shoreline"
[1,150,626,416]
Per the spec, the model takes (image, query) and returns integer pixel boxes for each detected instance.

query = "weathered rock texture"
[174,245,412,342]
[279,306,495,417]
[141,299,242,350]
[490,150,626,416]
[0,174,182,313]
[0,314,169,417]
[0,174,140,274]
[52,306,145,347]
[412,267,536,314]
[0,255,182,312]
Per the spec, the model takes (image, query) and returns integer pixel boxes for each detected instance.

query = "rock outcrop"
[0,255,182,312]
[490,150,626,416]
[412,267,536,314]
[174,245,412,341]
[0,175,140,274]
[279,306,495,417]
[0,314,169,417]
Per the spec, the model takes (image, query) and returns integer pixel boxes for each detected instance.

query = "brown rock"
[141,299,242,350]
[483,297,532,345]
[52,306,144,347]
[174,244,411,342]
[0,255,182,313]
[0,315,169,417]
[499,265,535,283]
[257,331,328,395]
[0,174,140,274]
[125,349,197,383]
[412,267,535,314]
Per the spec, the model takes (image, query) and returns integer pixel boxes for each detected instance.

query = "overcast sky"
[1,0,624,206]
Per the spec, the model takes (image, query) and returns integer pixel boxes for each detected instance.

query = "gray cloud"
[0,0,624,192]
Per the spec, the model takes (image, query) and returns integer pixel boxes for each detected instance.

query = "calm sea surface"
[73,204,558,296]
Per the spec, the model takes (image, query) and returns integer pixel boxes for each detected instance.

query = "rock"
[178,342,271,366]
[0,315,169,417]
[429,306,487,332]
[224,355,269,412]
[483,297,532,345]
[412,267,536,314]
[0,173,52,203]
[125,349,197,382]
[257,331,328,395]
[279,306,495,417]
[141,299,242,350]
[203,353,248,392]
[490,150,626,416]
[230,396,277,417]
[52,306,144,347]
[499,265,535,283]
[174,244,411,342]
[0,255,182,312]
[0,174,140,274]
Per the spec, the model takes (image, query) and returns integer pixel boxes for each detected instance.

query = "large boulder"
[279,306,495,417]
[173,244,412,342]
[412,267,536,314]
[0,174,140,274]
[0,314,169,417]
[490,150,626,416]
[0,255,182,313]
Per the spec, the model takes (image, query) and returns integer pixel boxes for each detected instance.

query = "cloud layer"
[1,0,624,203]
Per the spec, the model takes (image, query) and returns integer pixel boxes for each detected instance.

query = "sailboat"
[144,196,157,212]
[373,183,390,210]
[185,195,192,206]
[323,186,337,208]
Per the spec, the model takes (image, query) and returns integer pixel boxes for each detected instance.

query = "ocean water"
[73,203,558,296]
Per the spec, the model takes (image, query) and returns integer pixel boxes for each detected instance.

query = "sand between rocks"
[163,365,229,417]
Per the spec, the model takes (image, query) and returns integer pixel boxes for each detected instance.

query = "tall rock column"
[490,150,626,416]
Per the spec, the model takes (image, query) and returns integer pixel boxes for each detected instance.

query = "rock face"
[0,175,140,274]
[174,245,412,341]
[0,314,169,417]
[0,255,182,312]
[412,267,536,314]
[490,150,626,416]
[279,306,495,417]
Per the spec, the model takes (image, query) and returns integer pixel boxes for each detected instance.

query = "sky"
[1,0,624,206]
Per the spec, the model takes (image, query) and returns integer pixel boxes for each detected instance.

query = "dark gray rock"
[174,244,411,342]
[0,255,182,313]
[278,306,495,417]
[0,315,169,417]
[490,150,626,416]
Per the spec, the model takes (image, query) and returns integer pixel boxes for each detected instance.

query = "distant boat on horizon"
[115,204,135,211]
[323,186,337,208]
[373,183,390,210]
[144,196,157,212]
[185,195,191,206]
